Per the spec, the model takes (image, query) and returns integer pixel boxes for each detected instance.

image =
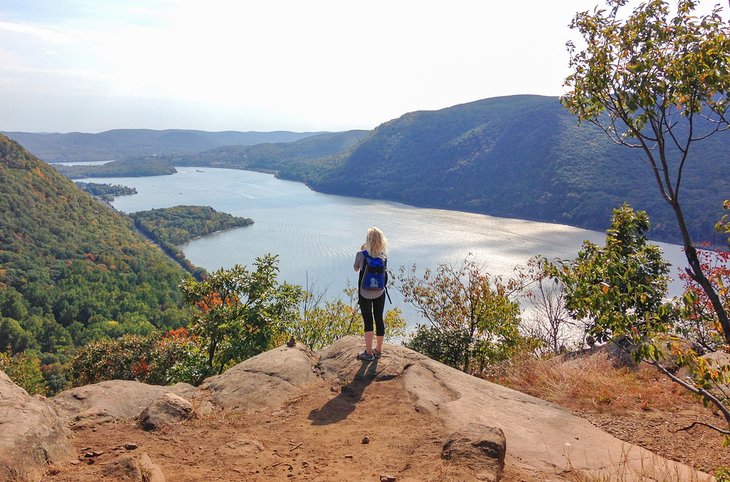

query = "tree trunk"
[462,340,471,374]
[208,340,217,369]
[671,201,730,344]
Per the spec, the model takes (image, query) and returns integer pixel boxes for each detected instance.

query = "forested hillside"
[0,134,190,366]
[310,95,729,245]
[130,205,253,279]
[168,130,369,184]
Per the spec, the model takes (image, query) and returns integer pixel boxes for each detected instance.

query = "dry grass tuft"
[496,351,697,416]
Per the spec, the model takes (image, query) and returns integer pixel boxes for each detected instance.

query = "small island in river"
[76,182,137,201]
[130,205,253,279]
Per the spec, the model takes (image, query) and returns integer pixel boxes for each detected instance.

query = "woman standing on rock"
[354,227,388,362]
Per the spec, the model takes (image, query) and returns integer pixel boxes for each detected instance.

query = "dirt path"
[45,376,542,481]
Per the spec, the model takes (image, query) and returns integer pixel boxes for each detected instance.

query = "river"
[88,167,688,328]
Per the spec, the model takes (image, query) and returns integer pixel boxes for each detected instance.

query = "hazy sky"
[0,1,721,133]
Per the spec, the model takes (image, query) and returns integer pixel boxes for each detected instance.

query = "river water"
[89,167,688,328]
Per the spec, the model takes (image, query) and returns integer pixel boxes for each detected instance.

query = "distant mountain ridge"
[167,130,370,183]
[54,130,370,182]
[309,95,729,245]
[150,96,728,245]
[2,129,323,163]
[11,96,729,245]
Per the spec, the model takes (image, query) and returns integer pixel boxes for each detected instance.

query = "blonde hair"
[365,227,388,258]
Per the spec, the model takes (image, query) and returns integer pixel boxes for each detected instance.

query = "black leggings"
[360,293,386,336]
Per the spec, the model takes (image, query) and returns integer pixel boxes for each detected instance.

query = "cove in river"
[90,167,688,329]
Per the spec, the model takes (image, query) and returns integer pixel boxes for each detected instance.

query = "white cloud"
[0,20,69,43]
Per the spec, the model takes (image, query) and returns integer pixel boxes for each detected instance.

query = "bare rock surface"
[52,380,195,421]
[320,336,710,481]
[0,370,75,481]
[9,336,714,481]
[703,350,730,367]
[101,452,166,482]
[441,423,506,482]
[197,342,319,411]
[139,392,194,431]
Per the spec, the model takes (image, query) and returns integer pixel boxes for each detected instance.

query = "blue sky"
[0,1,723,133]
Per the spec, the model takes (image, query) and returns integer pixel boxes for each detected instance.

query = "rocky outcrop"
[317,337,507,480]
[318,336,709,481]
[52,380,196,423]
[0,370,75,481]
[441,424,506,482]
[139,392,194,431]
[101,452,166,482]
[0,337,713,481]
[196,342,319,411]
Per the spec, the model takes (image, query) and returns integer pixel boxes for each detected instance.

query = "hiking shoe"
[358,351,375,361]
[373,349,382,359]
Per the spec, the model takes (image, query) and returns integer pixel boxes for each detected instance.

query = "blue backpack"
[361,250,387,290]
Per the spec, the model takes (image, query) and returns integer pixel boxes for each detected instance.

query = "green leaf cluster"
[0,350,47,395]
[70,328,210,386]
[179,255,304,374]
[288,284,406,351]
[717,200,730,246]
[564,0,730,133]
[548,203,674,346]
[399,256,528,374]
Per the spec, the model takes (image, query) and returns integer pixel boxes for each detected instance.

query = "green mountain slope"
[0,134,190,355]
[2,129,322,163]
[160,130,370,183]
[311,95,729,245]
[54,130,369,183]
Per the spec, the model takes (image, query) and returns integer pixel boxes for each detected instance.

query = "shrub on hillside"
[0,350,48,395]
[70,329,210,386]
[398,255,532,374]
[289,284,406,351]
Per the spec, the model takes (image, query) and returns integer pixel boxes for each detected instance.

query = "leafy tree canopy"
[398,255,529,375]
[548,203,673,345]
[179,255,303,373]
[562,0,730,345]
